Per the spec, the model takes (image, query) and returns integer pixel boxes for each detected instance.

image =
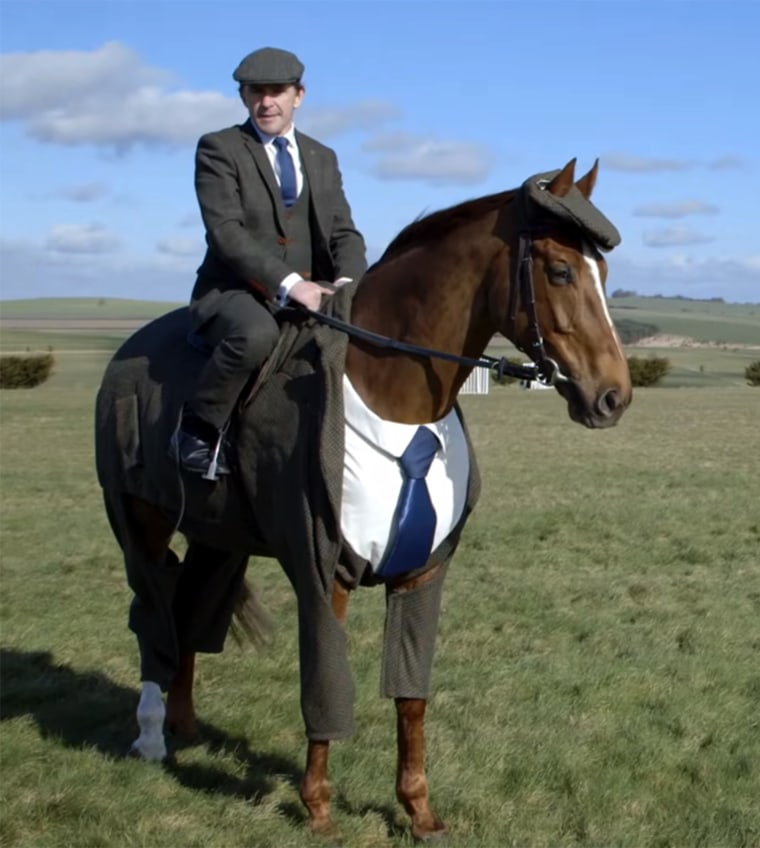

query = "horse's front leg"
[396,697,447,840]
[299,578,351,835]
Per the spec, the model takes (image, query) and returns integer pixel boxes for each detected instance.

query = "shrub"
[491,357,526,386]
[745,360,760,387]
[627,355,671,387]
[0,353,55,389]
[614,319,659,344]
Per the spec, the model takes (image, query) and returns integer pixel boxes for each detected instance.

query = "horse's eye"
[548,263,574,285]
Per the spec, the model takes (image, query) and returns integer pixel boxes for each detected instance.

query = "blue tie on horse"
[273,136,298,207]
[377,426,440,578]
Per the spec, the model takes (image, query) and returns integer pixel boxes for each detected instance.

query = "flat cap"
[233,47,304,85]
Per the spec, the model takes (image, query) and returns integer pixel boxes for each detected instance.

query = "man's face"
[243,83,304,136]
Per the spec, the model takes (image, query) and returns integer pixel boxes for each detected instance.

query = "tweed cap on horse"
[522,163,622,250]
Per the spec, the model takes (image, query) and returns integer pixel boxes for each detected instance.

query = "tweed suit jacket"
[191,120,367,322]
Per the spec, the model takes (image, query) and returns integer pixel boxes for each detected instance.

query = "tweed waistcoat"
[282,178,313,279]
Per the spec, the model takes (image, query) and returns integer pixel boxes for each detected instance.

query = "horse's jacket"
[95,282,481,739]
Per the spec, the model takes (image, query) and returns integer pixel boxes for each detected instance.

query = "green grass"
[0,329,128,355]
[609,296,760,345]
[0,298,182,320]
[1,338,759,846]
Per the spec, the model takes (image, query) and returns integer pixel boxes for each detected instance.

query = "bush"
[0,353,55,389]
[491,357,526,386]
[627,355,671,387]
[745,360,760,387]
[614,318,660,344]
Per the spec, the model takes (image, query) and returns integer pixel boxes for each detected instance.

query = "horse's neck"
[346,223,502,424]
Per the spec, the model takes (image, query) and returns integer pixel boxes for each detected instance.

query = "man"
[178,46,367,477]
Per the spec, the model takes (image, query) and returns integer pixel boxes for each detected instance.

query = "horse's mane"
[374,188,517,267]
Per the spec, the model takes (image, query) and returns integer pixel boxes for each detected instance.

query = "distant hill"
[1,295,759,347]
[609,296,760,346]
[0,297,182,321]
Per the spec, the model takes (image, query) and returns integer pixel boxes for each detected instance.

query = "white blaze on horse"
[95,159,631,841]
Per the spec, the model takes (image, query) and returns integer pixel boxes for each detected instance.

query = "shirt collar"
[251,121,297,148]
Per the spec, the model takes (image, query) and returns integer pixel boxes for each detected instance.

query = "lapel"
[296,130,326,237]
[239,120,289,232]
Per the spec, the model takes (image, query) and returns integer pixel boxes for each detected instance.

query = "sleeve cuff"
[276,272,304,306]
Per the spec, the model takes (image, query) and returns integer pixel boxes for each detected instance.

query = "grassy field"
[0,298,182,321]
[609,296,760,346]
[1,327,759,847]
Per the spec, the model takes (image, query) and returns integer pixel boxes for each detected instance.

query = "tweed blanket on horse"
[95,282,481,739]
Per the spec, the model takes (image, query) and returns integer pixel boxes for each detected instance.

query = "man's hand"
[287,279,336,311]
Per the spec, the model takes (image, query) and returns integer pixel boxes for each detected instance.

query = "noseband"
[295,228,569,387]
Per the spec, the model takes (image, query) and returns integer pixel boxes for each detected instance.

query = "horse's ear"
[575,159,599,200]
[546,158,577,197]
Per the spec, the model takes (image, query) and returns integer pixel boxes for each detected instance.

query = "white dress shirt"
[254,124,352,304]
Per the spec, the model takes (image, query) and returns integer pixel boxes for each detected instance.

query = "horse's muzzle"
[561,381,632,429]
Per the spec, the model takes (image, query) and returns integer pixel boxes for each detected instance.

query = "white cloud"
[156,236,204,257]
[0,43,403,151]
[602,152,693,173]
[178,211,202,228]
[300,100,400,138]
[633,200,719,218]
[1,235,758,304]
[642,226,715,248]
[46,223,121,254]
[610,253,760,302]
[0,42,246,149]
[0,42,168,118]
[0,236,189,301]
[364,132,492,185]
[56,183,110,203]
[707,154,745,170]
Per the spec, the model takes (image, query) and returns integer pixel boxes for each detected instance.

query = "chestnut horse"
[95,158,631,840]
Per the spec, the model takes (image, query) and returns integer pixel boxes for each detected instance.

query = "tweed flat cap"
[233,47,304,85]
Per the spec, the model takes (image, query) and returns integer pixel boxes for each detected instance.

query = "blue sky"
[1,0,758,304]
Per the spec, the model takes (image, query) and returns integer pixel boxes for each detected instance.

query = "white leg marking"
[131,681,167,761]
[582,247,625,359]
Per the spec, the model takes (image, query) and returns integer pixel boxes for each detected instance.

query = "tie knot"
[399,427,439,479]
[273,136,288,151]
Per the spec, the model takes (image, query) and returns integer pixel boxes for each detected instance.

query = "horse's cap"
[233,47,304,85]
[523,170,622,251]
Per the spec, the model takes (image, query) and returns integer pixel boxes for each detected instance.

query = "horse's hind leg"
[166,541,250,739]
[299,578,351,836]
[103,492,181,760]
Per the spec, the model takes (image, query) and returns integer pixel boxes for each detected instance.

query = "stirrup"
[203,430,227,481]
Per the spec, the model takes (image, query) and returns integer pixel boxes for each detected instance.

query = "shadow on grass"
[0,648,305,825]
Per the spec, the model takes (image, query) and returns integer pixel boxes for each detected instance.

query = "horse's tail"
[231,578,274,649]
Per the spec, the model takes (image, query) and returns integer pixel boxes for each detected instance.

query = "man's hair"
[239,82,304,96]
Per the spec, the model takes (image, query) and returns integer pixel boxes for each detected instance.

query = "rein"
[300,308,541,383]
[289,225,570,388]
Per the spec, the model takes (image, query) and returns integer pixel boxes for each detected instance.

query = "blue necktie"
[377,427,440,579]
[273,136,297,207]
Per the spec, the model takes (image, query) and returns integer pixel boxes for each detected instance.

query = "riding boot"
[175,410,231,478]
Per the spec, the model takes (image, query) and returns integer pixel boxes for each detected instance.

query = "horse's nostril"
[597,388,620,417]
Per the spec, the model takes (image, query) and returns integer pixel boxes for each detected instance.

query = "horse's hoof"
[126,742,169,763]
[309,819,342,844]
[412,822,448,843]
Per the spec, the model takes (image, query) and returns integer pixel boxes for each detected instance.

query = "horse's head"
[495,159,632,428]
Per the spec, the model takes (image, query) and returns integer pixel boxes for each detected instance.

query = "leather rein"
[295,230,570,388]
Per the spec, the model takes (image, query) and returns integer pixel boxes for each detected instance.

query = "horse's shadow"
[0,648,404,837]
[0,649,305,822]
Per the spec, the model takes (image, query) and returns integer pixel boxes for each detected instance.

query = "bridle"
[294,226,571,388]
[505,230,570,386]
